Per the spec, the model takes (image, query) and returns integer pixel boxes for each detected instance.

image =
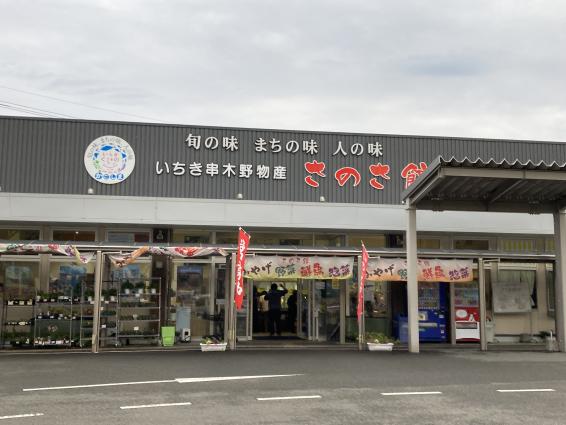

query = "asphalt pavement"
[1,349,566,424]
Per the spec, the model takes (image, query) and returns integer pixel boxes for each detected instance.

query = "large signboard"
[366,258,474,282]
[1,117,563,204]
[244,256,354,280]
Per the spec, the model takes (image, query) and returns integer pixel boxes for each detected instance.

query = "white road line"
[23,374,303,392]
[120,402,192,410]
[257,395,322,401]
[497,389,555,393]
[381,391,443,396]
[0,413,44,420]
[175,374,302,383]
[23,379,176,392]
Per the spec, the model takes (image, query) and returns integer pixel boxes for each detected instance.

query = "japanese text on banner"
[366,259,473,282]
[234,228,250,310]
[244,256,354,280]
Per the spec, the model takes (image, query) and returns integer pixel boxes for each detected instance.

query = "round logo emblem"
[84,135,135,184]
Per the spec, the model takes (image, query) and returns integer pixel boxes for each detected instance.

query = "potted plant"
[108,288,118,302]
[135,282,145,295]
[200,335,227,352]
[365,332,396,352]
[150,281,159,294]
[121,281,134,295]
[84,289,95,303]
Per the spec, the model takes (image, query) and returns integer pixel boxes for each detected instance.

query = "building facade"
[0,116,562,350]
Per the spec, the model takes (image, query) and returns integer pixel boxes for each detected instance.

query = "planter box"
[367,342,394,352]
[200,343,227,352]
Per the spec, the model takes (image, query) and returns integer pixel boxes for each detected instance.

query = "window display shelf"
[120,319,160,322]
[119,334,159,338]
[120,305,160,308]
[98,278,162,348]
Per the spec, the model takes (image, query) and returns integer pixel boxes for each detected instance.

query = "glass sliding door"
[236,279,251,340]
[312,280,341,342]
[171,261,213,341]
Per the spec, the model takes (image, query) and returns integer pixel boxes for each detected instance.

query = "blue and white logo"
[84,136,135,185]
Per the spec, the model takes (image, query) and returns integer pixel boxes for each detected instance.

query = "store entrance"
[253,281,298,339]
[244,279,343,343]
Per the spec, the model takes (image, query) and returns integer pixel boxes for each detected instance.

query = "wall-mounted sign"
[244,256,354,280]
[84,135,135,184]
[366,258,473,282]
[492,281,532,313]
[4,117,559,203]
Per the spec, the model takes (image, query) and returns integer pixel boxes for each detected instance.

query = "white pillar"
[406,206,419,353]
[478,258,487,351]
[91,250,103,353]
[357,255,364,351]
[553,210,566,352]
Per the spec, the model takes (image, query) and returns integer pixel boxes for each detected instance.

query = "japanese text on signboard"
[154,133,428,191]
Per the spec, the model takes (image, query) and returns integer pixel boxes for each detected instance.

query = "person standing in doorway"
[264,283,288,336]
[287,290,298,333]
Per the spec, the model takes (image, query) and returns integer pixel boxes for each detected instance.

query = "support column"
[553,210,566,352]
[450,284,456,345]
[357,255,364,350]
[91,250,103,353]
[228,253,237,350]
[340,279,346,345]
[406,206,419,353]
[478,258,487,351]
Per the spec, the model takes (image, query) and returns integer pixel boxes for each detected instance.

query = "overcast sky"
[1,0,565,141]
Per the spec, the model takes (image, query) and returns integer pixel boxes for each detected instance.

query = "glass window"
[348,234,386,248]
[1,261,40,347]
[107,232,150,243]
[454,239,490,250]
[216,232,237,244]
[364,281,389,318]
[48,261,95,298]
[547,267,555,314]
[0,261,40,300]
[546,238,555,253]
[52,230,96,242]
[0,229,41,241]
[497,268,537,309]
[171,230,210,244]
[171,263,212,338]
[499,239,537,253]
[250,233,312,246]
[418,238,441,249]
[110,262,152,284]
[315,234,345,247]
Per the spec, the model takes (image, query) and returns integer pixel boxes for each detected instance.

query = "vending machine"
[453,282,480,342]
[417,282,448,342]
[395,282,448,343]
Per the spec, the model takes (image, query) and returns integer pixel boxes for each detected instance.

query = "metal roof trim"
[401,156,566,202]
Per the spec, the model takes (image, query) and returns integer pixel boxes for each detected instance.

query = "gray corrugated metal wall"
[1,116,565,205]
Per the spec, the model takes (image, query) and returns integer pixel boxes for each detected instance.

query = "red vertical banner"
[234,227,250,310]
[357,243,369,322]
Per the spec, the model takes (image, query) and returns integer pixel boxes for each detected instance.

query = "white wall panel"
[0,193,555,236]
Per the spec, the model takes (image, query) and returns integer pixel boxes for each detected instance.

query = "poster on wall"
[492,281,532,313]
[56,265,87,294]
[366,258,473,282]
[244,256,354,280]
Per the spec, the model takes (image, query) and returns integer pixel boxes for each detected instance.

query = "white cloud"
[0,0,565,140]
